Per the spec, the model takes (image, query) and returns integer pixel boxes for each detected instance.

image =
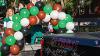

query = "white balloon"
[20,18,29,27]
[58,12,66,20]
[43,14,51,22]
[6,21,13,28]
[14,31,23,40]
[66,22,74,30]
[50,10,59,19]
[66,22,74,33]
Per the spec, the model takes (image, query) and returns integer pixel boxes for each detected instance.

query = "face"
[7,9,14,16]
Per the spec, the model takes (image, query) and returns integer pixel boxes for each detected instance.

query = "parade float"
[0,0,100,56]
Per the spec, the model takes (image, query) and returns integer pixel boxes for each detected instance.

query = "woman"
[3,7,15,30]
[18,1,25,11]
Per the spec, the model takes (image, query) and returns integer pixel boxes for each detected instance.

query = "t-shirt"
[3,17,12,30]
[3,17,10,22]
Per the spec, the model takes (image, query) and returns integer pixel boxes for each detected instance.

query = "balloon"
[29,16,37,25]
[16,40,24,50]
[53,24,59,30]
[20,8,30,18]
[43,14,51,22]
[64,14,73,23]
[1,44,10,56]
[35,1,44,9]
[0,42,2,47]
[50,19,58,26]
[20,18,29,27]
[30,6,39,16]
[21,27,30,36]
[66,22,74,30]
[37,11,46,20]
[14,31,23,40]
[66,22,74,33]
[5,28,14,36]
[50,10,59,19]
[10,45,20,55]
[58,20,66,28]
[58,12,66,20]
[43,4,53,14]
[12,14,22,22]
[12,22,22,31]
[6,21,13,28]
[53,3,62,11]
[27,3,34,10]
[5,36,16,46]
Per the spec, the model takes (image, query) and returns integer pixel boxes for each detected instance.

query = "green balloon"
[0,42,2,47]
[53,24,59,30]
[13,22,22,31]
[30,6,39,16]
[20,8,30,18]
[64,14,73,23]
[5,36,16,46]
[58,20,66,28]
[12,14,22,22]
[43,4,52,14]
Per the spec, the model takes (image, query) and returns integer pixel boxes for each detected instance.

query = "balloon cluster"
[0,1,74,55]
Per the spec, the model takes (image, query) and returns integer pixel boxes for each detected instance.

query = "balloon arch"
[0,1,74,55]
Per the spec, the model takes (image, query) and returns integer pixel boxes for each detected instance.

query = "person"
[3,7,15,30]
[18,1,25,12]
[5,7,14,19]
[48,22,53,33]
[30,0,40,4]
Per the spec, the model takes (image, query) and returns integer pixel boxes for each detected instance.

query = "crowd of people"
[0,0,31,34]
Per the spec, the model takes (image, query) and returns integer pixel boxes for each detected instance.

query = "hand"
[6,12,8,18]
